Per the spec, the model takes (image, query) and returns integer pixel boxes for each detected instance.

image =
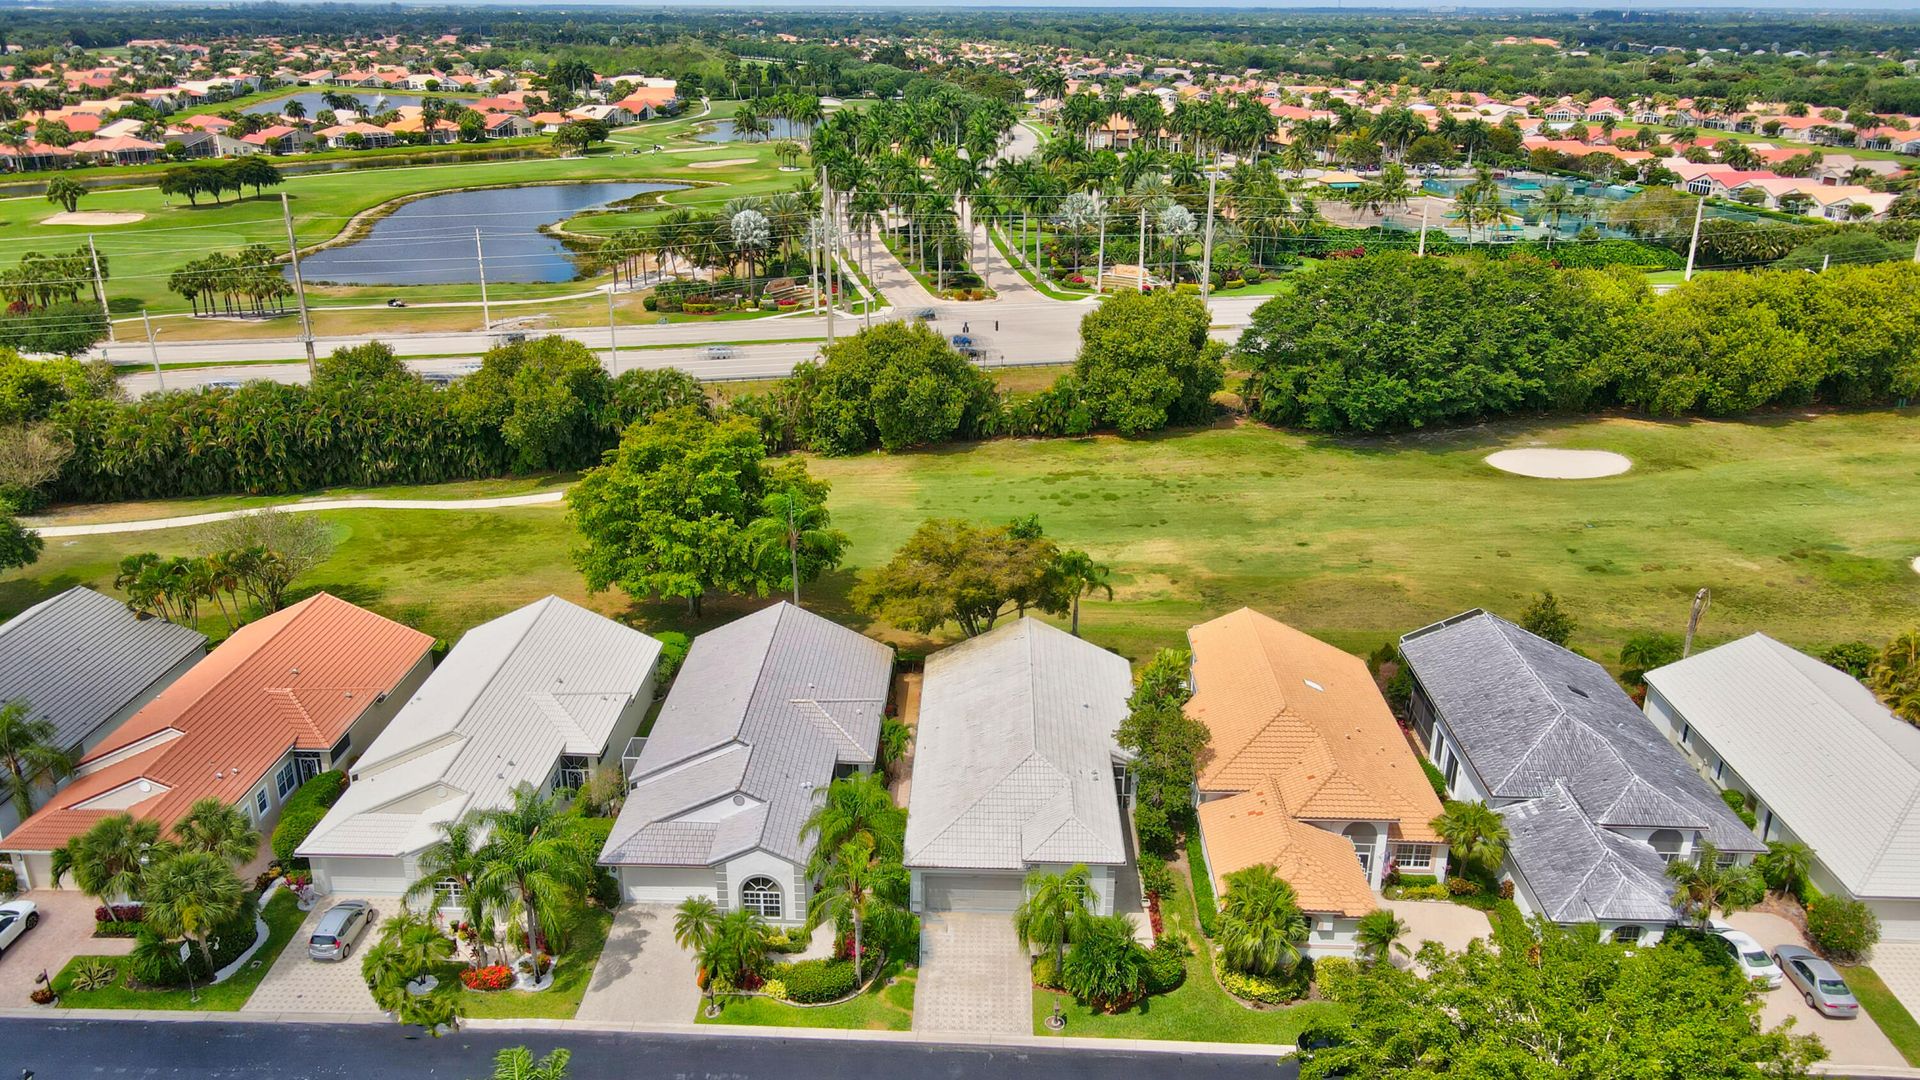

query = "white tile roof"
[297,596,660,859]
[905,618,1134,871]
[1646,634,1920,899]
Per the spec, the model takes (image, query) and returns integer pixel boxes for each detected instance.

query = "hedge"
[270,769,348,866]
[1187,832,1218,937]
[780,957,858,1003]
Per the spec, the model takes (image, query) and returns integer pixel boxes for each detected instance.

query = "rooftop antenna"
[1682,588,1710,658]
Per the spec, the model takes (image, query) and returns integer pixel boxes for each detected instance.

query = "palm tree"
[44,176,84,214]
[361,907,456,1007]
[699,907,773,1005]
[405,817,492,960]
[142,850,246,971]
[797,772,905,880]
[805,837,903,977]
[471,783,596,963]
[1536,183,1578,246]
[53,813,169,917]
[1215,865,1311,977]
[1014,863,1095,974]
[1430,801,1509,876]
[1754,840,1813,897]
[746,488,848,607]
[1354,909,1410,966]
[171,797,260,867]
[1054,550,1112,636]
[673,896,719,953]
[1667,842,1759,929]
[0,700,76,821]
[489,1047,572,1080]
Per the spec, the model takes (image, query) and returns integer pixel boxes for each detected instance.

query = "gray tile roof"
[600,603,892,869]
[904,618,1134,871]
[0,586,206,751]
[1400,610,1760,923]
[1503,782,1678,924]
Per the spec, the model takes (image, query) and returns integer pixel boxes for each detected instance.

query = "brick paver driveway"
[913,912,1032,1036]
[576,903,700,1023]
[242,899,383,1015]
[1727,911,1906,1071]
[0,891,136,1003]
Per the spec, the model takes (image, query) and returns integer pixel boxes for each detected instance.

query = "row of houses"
[3,589,1912,953]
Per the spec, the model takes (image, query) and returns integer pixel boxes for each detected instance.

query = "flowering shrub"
[460,965,515,991]
[94,904,143,923]
[283,872,312,890]
[1326,245,1367,259]
[1147,895,1165,938]
[1446,876,1481,895]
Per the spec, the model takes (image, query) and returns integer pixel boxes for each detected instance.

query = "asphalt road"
[0,1018,1292,1080]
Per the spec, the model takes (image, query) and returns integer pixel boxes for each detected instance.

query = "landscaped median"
[48,889,305,1011]
[453,908,614,1021]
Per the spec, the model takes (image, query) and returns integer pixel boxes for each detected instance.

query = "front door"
[296,754,322,783]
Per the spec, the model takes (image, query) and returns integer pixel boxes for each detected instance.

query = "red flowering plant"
[460,965,515,991]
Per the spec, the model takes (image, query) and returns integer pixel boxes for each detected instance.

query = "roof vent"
[343,691,353,699]
[1304,679,1325,692]
[290,667,300,676]
[733,794,746,806]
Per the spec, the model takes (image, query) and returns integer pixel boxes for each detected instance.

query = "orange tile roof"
[1,593,432,853]
[1197,780,1379,917]
[1187,607,1442,842]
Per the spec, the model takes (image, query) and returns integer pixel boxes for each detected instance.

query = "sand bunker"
[1911,555,1920,576]
[1485,448,1632,479]
[42,211,145,226]
[686,157,755,169]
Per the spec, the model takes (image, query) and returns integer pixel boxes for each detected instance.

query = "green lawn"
[696,959,917,1030]
[7,411,1920,665]
[454,907,613,1020]
[1033,856,1340,1043]
[49,890,303,1010]
[1842,965,1920,1067]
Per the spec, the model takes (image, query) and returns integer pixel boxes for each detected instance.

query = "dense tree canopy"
[1070,289,1224,437]
[803,321,999,454]
[851,515,1071,637]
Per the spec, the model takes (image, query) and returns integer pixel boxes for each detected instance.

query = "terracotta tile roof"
[0,593,432,853]
[1197,780,1379,917]
[1186,607,1443,844]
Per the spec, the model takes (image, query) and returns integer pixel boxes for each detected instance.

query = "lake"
[244,90,472,117]
[295,182,683,286]
[697,118,810,143]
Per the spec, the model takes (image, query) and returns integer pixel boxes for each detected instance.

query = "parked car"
[704,344,737,360]
[1775,945,1860,1018]
[308,900,372,961]
[421,372,455,389]
[949,333,973,348]
[912,307,937,321]
[0,900,39,958]
[205,379,244,391]
[1709,922,1784,988]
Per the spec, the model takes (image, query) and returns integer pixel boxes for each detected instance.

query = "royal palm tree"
[746,488,849,607]
[52,812,168,917]
[1014,863,1095,974]
[1667,842,1759,929]
[1216,865,1311,977]
[1354,909,1410,966]
[143,849,246,971]
[0,700,76,821]
[797,772,905,880]
[471,783,596,961]
[171,796,261,867]
[1055,550,1112,636]
[1431,801,1509,876]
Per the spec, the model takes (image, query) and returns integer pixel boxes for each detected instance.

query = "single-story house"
[0,141,74,171]
[1189,608,1449,957]
[66,135,162,166]
[482,113,534,139]
[315,122,395,149]
[0,587,206,838]
[1,593,433,891]
[1399,610,1762,945]
[299,596,661,900]
[600,602,892,925]
[904,617,1133,915]
[242,124,315,154]
[1644,634,1920,941]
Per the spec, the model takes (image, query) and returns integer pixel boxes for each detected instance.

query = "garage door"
[922,872,1026,913]
[311,856,409,896]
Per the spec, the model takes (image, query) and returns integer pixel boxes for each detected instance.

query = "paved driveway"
[241,900,383,1015]
[914,912,1032,1036]
[1382,898,1492,972]
[1725,911,1905,1070]
[1869,941,1920,1030]
[576,903,700,1023]
[0,891,136,1003]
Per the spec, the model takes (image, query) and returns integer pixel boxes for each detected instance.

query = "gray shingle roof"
[1503,782,1678,923]
[0,586,206,751]
[600,603,892,868]
[904,618,1134,871]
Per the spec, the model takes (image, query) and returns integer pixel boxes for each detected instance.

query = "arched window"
[740,876,783,919]
[1344,822,1379,874]
[1610,924,1643,945]
[1650,829,1684,863]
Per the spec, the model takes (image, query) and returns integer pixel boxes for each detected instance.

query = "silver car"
[308,900,372,961]
[1775,944,1860,1018]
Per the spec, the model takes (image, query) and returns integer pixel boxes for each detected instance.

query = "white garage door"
[923,872,1026,913]
[311,856,409,896]
[622,866,718,905]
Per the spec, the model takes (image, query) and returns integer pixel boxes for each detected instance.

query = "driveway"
[576,903,700,1023]
[1869,941,1920,1033]
[914,912,1031,1036]
[241,899,382,1015]
[0,891,136,1002]
[1724,911,1906,1070]
[1382,898,1492,971]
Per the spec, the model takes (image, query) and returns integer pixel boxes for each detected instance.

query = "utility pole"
[86,236,113,342]
[142,308,164,392]
[605,287,617,372]
[1416,198,1430,257]
[280,194,315,377]
[1682,196,1705,282]
[1137,208,1147,292]
[1683,587,1711,658]
[474,228,492,332]
[1095,190,1107,294]
[1199,155,1219,300]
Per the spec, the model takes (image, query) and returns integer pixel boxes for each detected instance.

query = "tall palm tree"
[805,837,903,976]
[1431,801,1509,876]
[0,700,76,821]
[797,772,905,880]
[1355,909,1410,966]
[471,783,595,961]
[171,797,261,867]
[405,817,492,957]
[1215,865,1310,977]
[53,813,169,917]
[746,488,848,607]
[143,850,246,972]
[1014,863,1095,974]
[1055,550,1112,636]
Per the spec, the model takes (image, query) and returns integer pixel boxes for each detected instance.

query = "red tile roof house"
[1,593,433,892]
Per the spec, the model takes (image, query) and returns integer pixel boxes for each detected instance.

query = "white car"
[0,899,40,958]
[1709,922,1784,988]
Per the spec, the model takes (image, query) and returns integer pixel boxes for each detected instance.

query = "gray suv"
[308,900,372,961]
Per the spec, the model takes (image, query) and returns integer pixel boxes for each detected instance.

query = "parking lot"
[1724,911,1906,1070]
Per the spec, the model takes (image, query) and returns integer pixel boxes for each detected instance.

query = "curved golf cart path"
[28,491,566,537]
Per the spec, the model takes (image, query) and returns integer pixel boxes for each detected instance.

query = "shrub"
[1807,897,1880,963]
[95,904,143,923]
[767,926,811,954]
[0,864,16,896]
[460,964,515,991]
[1420,758,1448,798]
[654,631,692,682]
[1137,852,1176,900]
[1498,880,1515,901]
[1447,876,1481,896]
[271,770,349,866]
[69,958,119,992]
[94,920,143,939]
[1188,834,1219,936]
[1215,953,1311,1003]
[1398,883,1452,901]
[1031,954,1061,989]
[760,977,788,1001]
[782,957,858,1003]
[1144,936,1189,995]
[1133,802,1175,857]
